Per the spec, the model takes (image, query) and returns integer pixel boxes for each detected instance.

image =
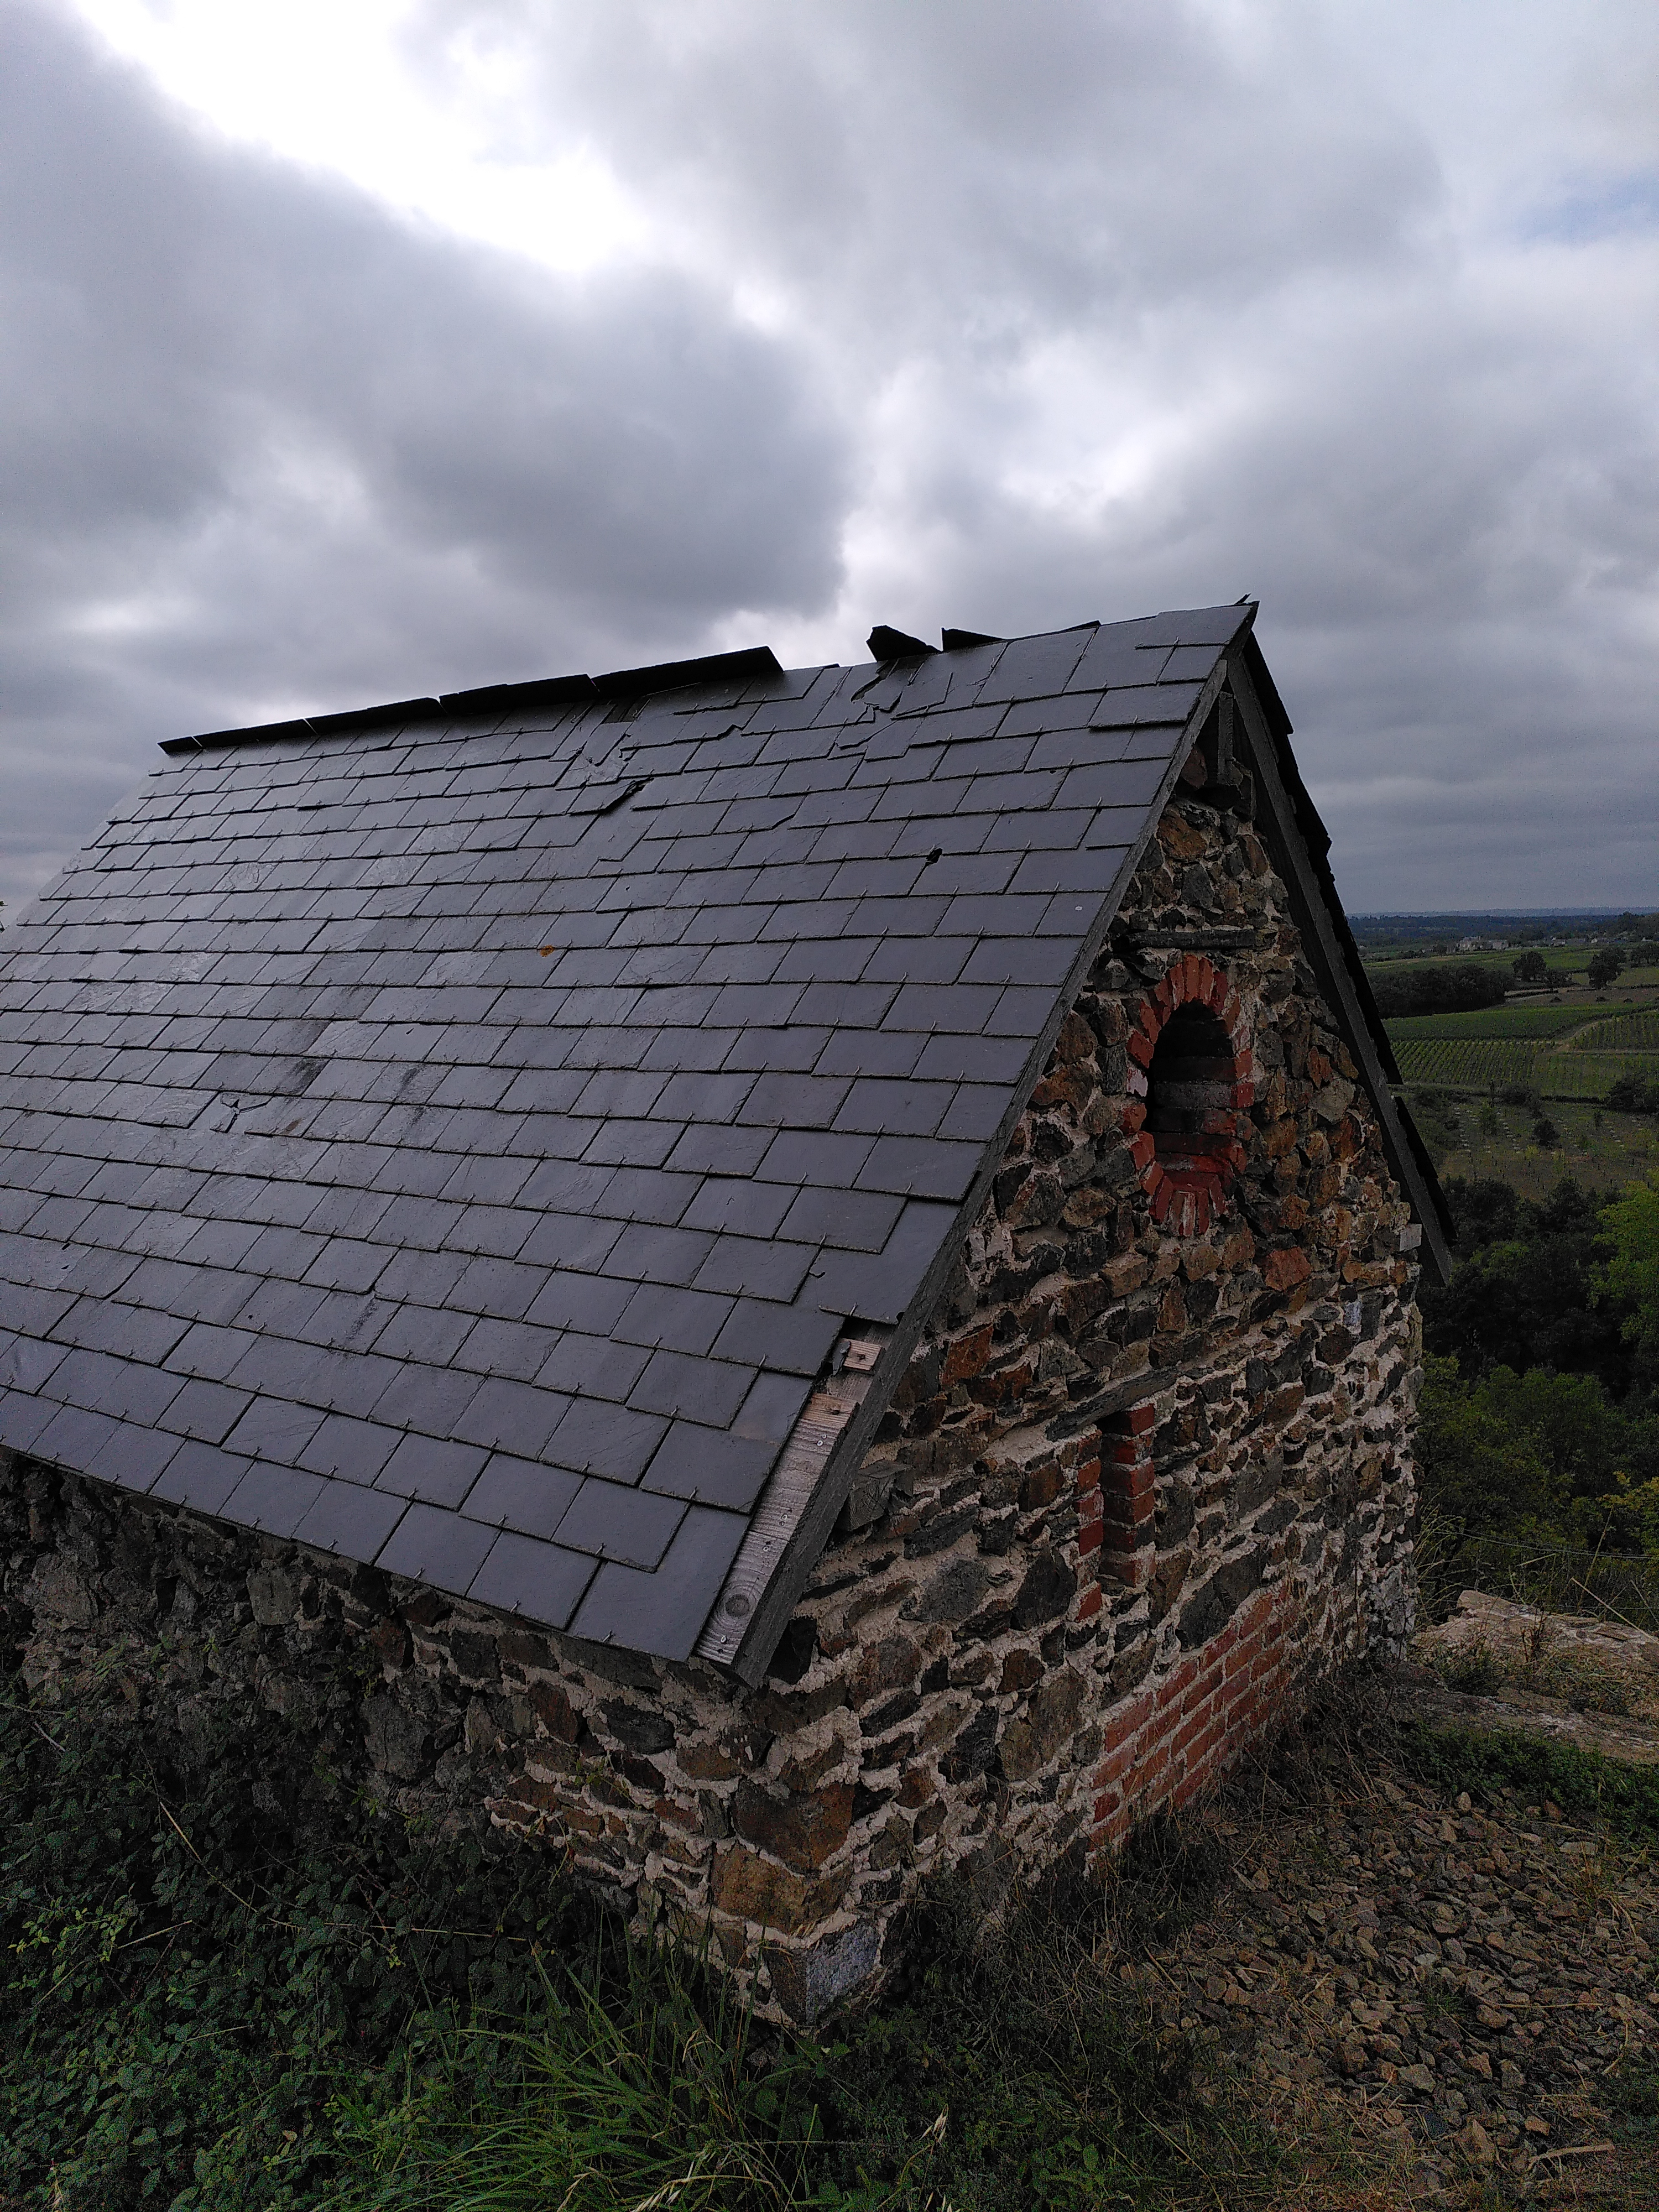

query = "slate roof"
[0,603,1444,1676]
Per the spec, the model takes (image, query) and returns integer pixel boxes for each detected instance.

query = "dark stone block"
[1011,1549,1076,1629]
[602,1699,676,1755]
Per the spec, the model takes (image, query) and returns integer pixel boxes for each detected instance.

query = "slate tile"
[730,1071,849,1129]
[451,1376,570,1458]
[641,1423,777,1511]
[367,1360,484,1438]
[53,1298,193,1366]
[375,1503,498,1594]
[463,1453,584,1538]
[959,937,1079,987]
[690,1233,815,1303]
[368,1302,476,1366]
[1006,846,1127,899]
[938,1083,1013,1141]
[831,1078,951,1138]
[450,1256,549,1319]
[567,1506,748,1663]
[711,1297,841,1376]
[776,1185,902,1253]
[986,985,1055,1036]
[755,1130,874,1190]
[0,1387,63,1455]
[662,1125,771,1181]
[374,1432,491,1507]
[164,1321,262,1384]
[898,982,1000,1031]
[153,1375,252,1444]
[296,1412,404,1483]
[857,935,975,986]
[524,1271,633,1335]
[152,1441,252,1518]
[33,1403,123,1477]
[0,1335,69,1395]
[222,1397,327,1465]
[811,1031,925,1082]
[466,1531,597,1627]
[294,1482,408,1562]
[858,1135,981,1202]
[222,1462,328,1540]
[516,1158,618,1215]
[805,1198,957,1324]
[452,1315,563,1381]
[514,1211,626,1273]
[552,1478,685,1569]
[495,1066,589,1115]
[679,1177,796,1239]
[442,1204,538,1260]
[614,1281,734,1357]
[534,1333,652,1403]
[628,1349,753,1428]
[587,1165,700,1225]
[546,1397,668,1483]
[912,1031,1031,1084]
[83,1419,183,1495]
[581,1117,684,1169]
[720,1025,829,1074]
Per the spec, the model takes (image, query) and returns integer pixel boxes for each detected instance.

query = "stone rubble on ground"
[1116,1733,1657,2198]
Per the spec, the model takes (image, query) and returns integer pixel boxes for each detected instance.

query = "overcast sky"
[4,1,1656,913]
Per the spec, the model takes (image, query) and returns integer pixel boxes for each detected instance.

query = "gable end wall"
[1,787,1422,2025]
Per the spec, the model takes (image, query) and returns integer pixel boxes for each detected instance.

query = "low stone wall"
[0,784,1425,2025]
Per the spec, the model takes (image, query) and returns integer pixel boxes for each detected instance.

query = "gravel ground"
[1117,1679,1659,2204]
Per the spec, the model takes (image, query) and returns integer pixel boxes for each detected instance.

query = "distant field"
[1383,1006,1590,1040]
[1392,1039,1540,1088]
[1392,1036,1659,1098]
[1569,1010,1659,1052]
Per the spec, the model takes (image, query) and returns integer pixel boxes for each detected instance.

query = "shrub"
[1608,1073,1659,1114]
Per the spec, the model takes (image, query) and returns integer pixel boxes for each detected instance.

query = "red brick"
[1172,1704,1217,1757]
[1097,1738,1141,1785]
[1073,1584,1103,1624]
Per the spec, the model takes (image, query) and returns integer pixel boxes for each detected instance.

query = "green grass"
[1395,1718,1659,1844]
[0,1668,1291,2212]
[1405,1092,1658,1199]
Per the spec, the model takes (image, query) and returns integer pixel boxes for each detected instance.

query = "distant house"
[0,604,1448,2020]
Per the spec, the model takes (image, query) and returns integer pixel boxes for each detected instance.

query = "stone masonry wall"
[0,785,1425,2026]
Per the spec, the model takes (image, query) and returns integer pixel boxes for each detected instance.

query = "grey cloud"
[0,0,848,900]
[8,0,1659,913]
[412,0,1442,335]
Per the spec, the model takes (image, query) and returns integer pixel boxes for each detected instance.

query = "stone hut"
[0,603,1449,2022]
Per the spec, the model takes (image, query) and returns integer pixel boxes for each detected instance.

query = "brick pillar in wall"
[1098,1401,1156,1590]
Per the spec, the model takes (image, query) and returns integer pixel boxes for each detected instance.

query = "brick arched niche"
[1124,953,1254,1237]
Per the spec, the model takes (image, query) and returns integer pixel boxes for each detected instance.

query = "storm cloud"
[6,0,1658,907]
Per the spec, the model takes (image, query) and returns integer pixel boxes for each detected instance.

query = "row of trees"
[1510,947,1626,989]
[1369,962,1507,1018]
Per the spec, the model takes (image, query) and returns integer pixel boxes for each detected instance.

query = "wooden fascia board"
[1226,648,1454,1285]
